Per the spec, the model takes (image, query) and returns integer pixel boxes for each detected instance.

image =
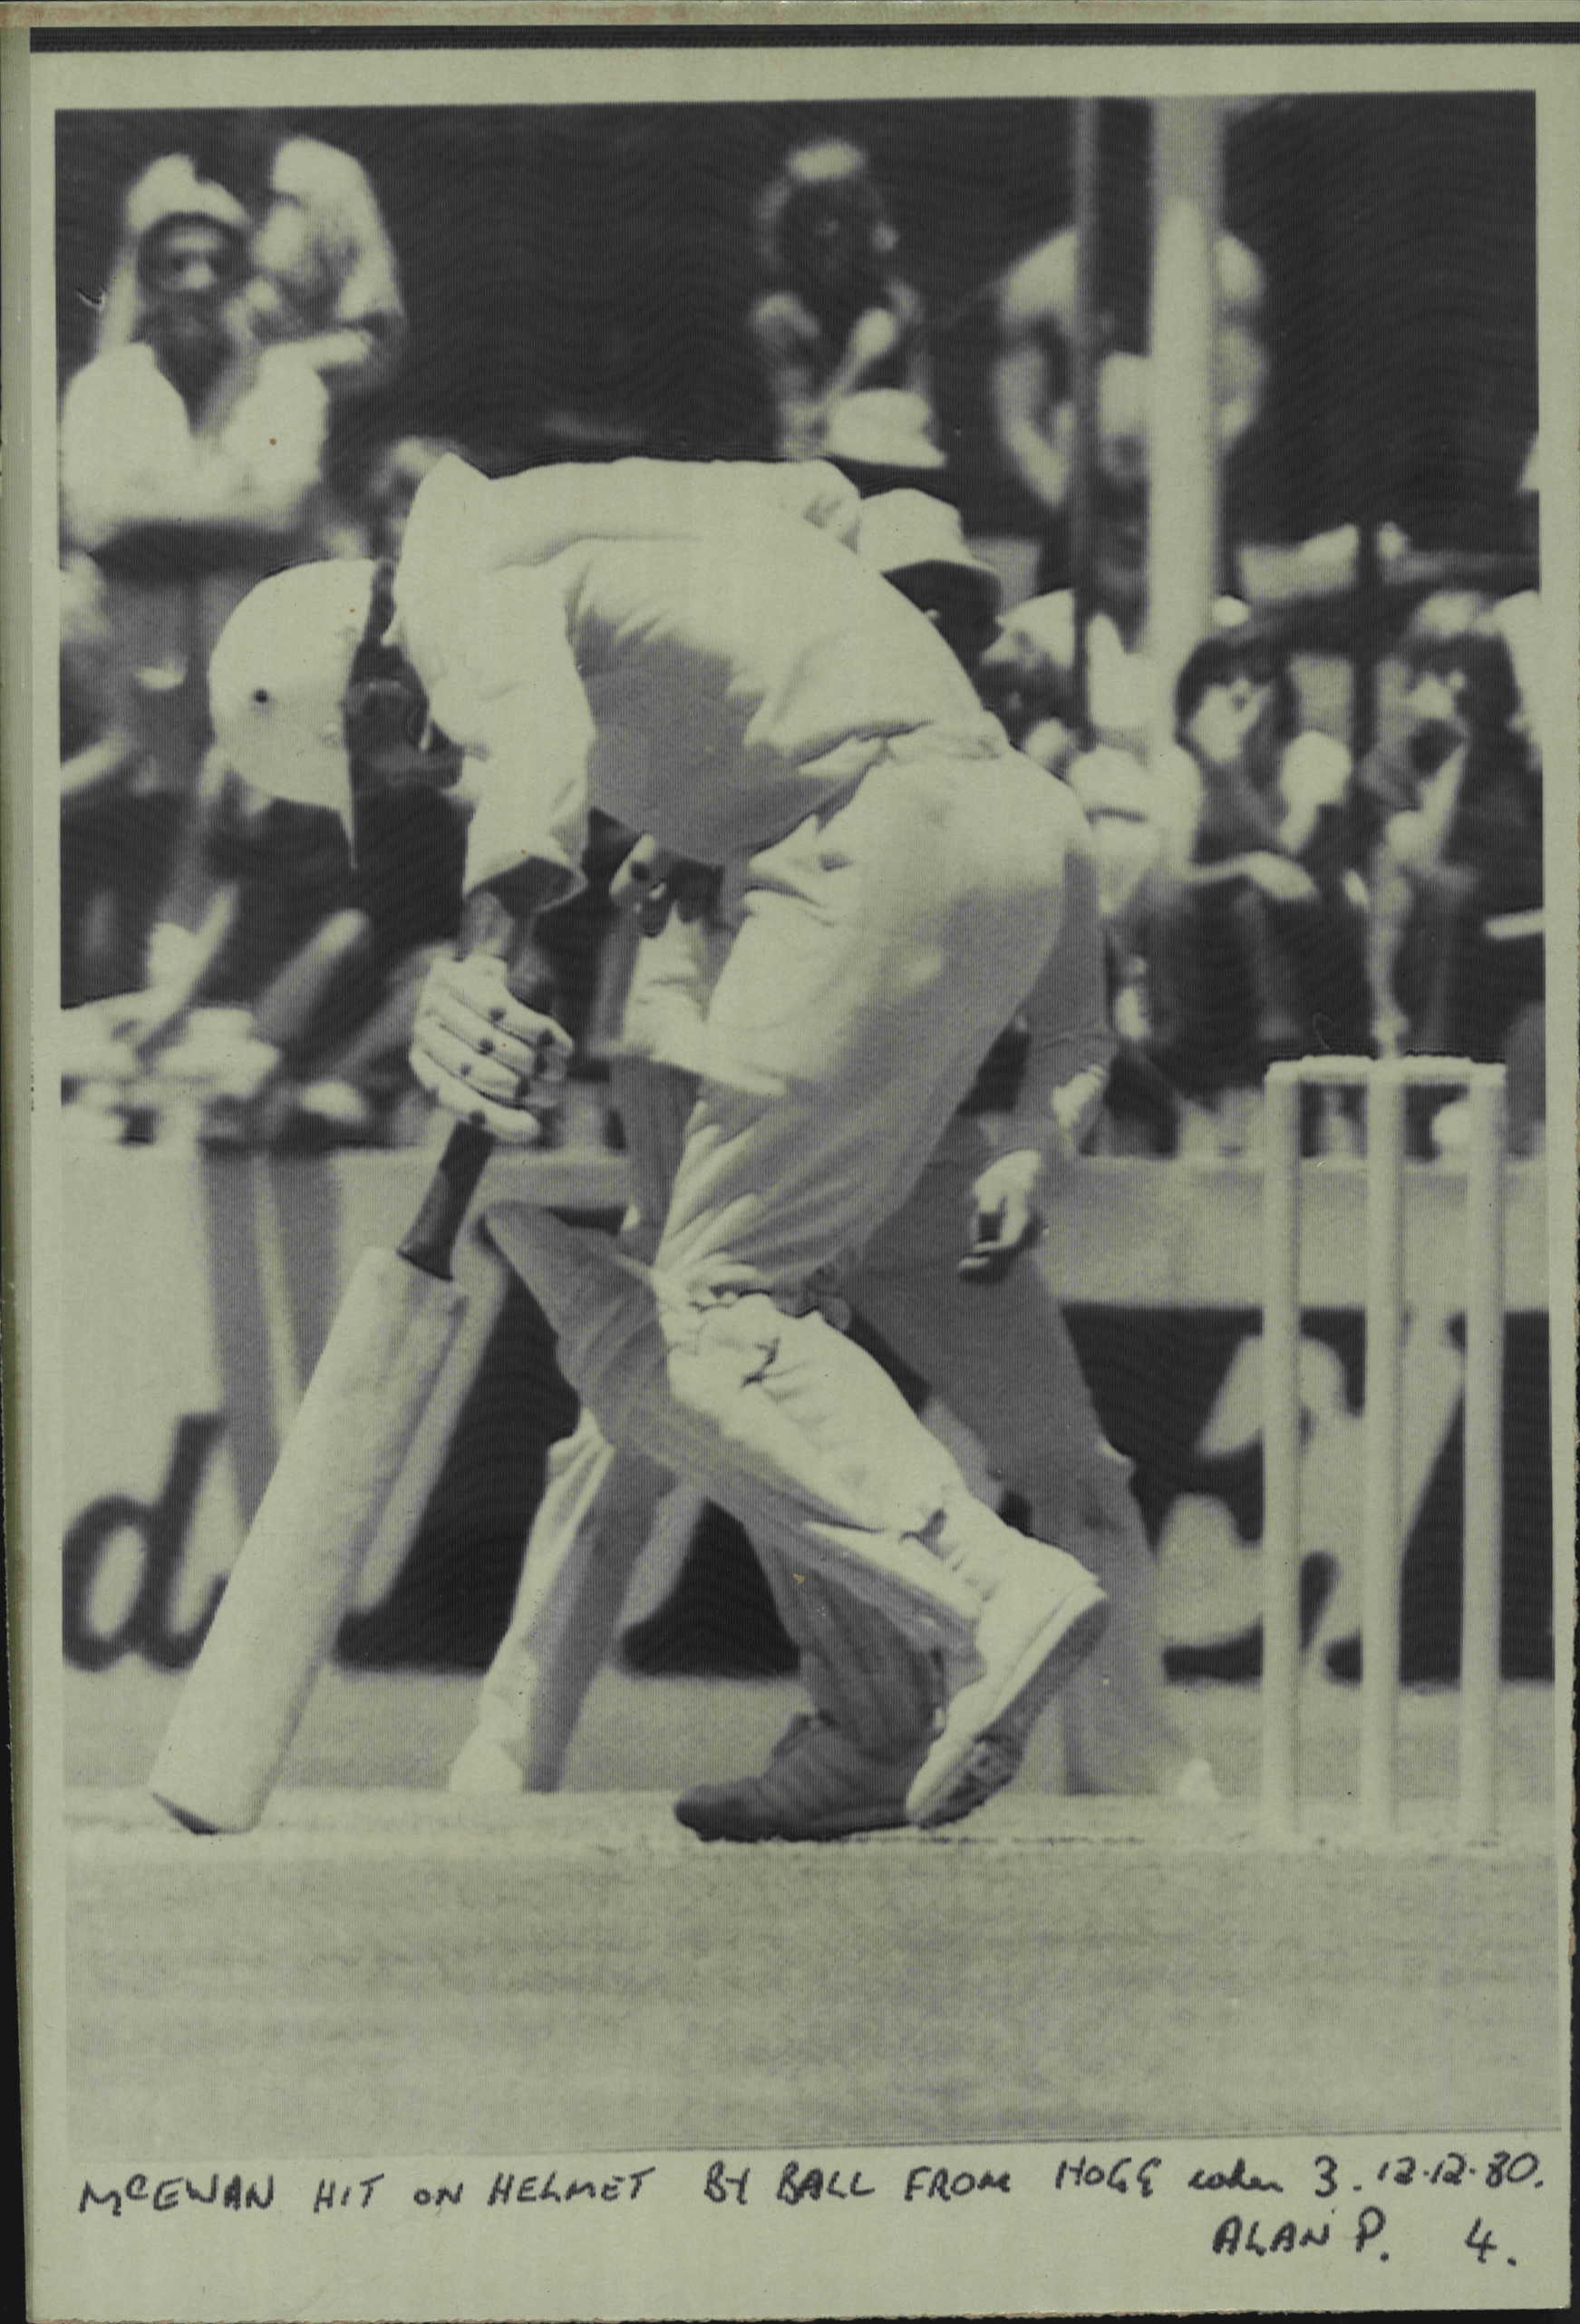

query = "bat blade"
[149,1247,466,1833]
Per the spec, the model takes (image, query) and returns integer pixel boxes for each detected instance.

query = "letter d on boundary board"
[63,1415,227,1670]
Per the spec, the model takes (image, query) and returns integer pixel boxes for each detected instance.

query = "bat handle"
[396,878,560,1282]
[399,1119,495,1279]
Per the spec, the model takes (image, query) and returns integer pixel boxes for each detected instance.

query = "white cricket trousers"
[488,732,1088,1672]
[478,1085,1182,1790]
[852,1113,1188,1790]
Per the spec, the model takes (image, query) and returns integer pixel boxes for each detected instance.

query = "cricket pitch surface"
[65,1672,1564,2157]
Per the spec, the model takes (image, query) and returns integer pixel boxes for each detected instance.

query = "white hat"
[208,561,377,830]
[123,154,251,243]
[855,490,999,595]
[823,388,945,473]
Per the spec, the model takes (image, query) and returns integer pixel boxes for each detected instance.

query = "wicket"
[1261,1057,1508,1843]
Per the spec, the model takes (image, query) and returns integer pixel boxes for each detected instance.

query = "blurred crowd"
[60,122,1546,1162]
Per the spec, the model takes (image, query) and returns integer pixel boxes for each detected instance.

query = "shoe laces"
[922,1496,1009,1604]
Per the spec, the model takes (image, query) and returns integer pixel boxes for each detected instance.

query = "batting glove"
[411,952,572,1143]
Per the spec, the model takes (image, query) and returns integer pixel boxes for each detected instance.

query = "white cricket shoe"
[907,1538,1110,1829]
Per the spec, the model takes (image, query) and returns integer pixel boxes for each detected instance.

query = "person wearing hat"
[205,450,1114,1834]
[60,160,336,972]
[447,489,1212,1830]
[63,181,332,559]
[747,139,940,478]
[98,123,405,411]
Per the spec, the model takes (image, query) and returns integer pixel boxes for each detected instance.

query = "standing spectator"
[977,352,1160,768]
[231,118,404,404]
[975,354,1250,1148]
[99,120,405,412]
[98,120,405,558]
[63,185,332,559]
[991,222,1266,590]
[61,171,333,968]
[747,138,941,482]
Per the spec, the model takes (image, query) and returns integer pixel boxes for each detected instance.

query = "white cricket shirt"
[390,454,986,893]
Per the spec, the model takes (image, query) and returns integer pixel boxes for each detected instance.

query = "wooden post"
[1351,513,1383,764]
[1360,1067,1406,1836]
[1460,1069,1507,1842]
[1148,99,1224,767]
[1070,98,1102,744]
[1261,1065,1304,1838]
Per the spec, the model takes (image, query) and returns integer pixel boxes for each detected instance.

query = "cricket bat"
[149,899,548,1833]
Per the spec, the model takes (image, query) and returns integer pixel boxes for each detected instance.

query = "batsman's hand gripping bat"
[149,887,557,1833]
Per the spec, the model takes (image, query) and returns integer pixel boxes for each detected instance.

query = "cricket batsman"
[206,452,1110,1829]
[445,491,1212,1833]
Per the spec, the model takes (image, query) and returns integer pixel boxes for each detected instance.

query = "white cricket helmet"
[208,561,378,829]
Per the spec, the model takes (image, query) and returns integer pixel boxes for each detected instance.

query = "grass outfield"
[65,1671,1563,2158]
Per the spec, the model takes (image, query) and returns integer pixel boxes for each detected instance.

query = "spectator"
[1487,440,1546,1153]
[61,171,334,972]
[63,190,332,559]
[99,120,405,411]
[976,355,1259,767]
[991,222,1266,590]
[976,354,1265,1152]
[747,139,940,481]
[1141,633,1372,1151]
[1365,594,1543,1147]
